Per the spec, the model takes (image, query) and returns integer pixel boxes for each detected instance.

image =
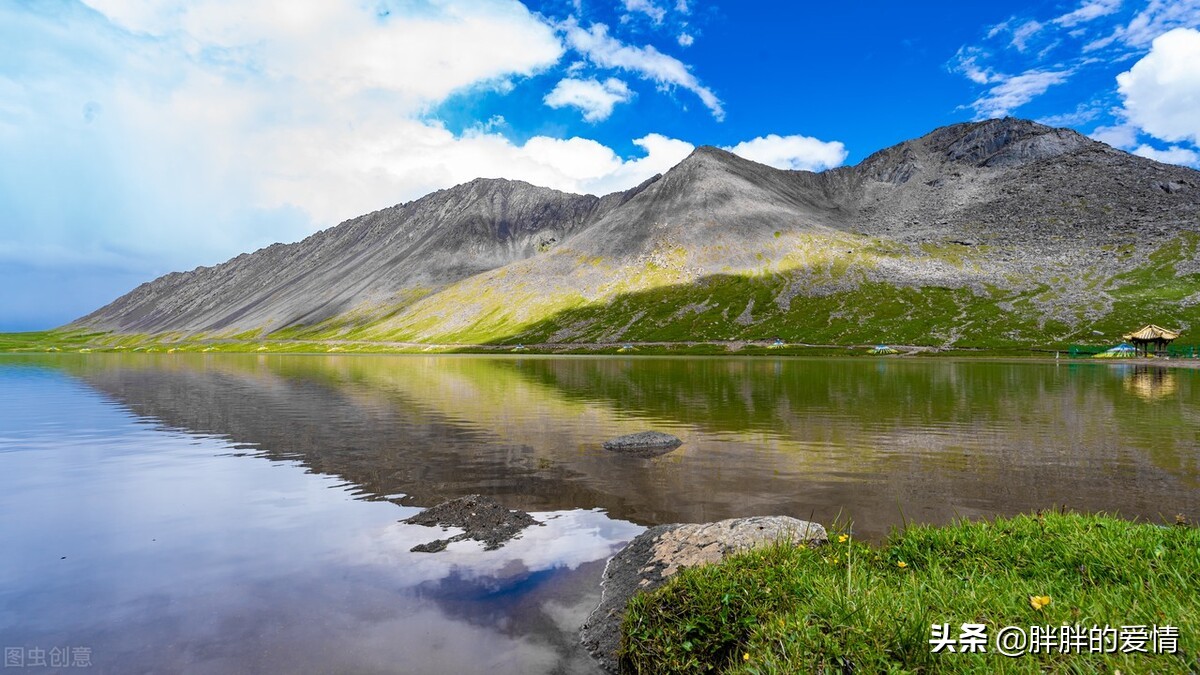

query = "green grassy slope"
[622,512,1200,674]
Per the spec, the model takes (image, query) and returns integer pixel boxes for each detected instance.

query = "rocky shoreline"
[579,516,827,673]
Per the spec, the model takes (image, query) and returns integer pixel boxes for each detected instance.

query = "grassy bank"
[3,331,1197,368]
[621,512,1199,674]
[0,331,1139,359]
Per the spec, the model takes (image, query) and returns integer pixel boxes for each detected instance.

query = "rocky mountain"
[72,118,1200,348]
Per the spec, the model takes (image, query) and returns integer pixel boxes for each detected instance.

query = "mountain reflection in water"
[53,353,1200,537]
[0,363,639,673]
[3,354,1198,673]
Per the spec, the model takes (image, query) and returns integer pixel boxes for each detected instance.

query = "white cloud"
[622,0,666,24]
[951,47,1003,85]
[81,0,564,105]
[49,0,573,234]
[1054,0,1122,27]
[1115,27,1200,146]
[1117,0,1200,47]
[543,77,633,121]
[253,121,702,223]
[1085,0,1200,51]
[953,0,1199,157]
[1132,143,1200,166]
[578,133,697,195]
[969,69,1074,118]
[677,32,694,47]
[0,0,724,330]
[1038,104,1100,127]
[986,18,1013,40]
[0,0,846,329]
[469,132,693,197]
[676,0,690,12]
[561,18,724,120]
[1010,20,1045,51]
[723,134,849,172]
[1090,123,1139,148]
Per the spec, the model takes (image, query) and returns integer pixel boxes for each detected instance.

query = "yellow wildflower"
[1030,595,1051,611]
[897,561,908,568]
[838,534,848,543]
[743,653,750,661]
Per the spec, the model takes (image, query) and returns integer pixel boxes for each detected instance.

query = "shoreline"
[4,333,1200,370]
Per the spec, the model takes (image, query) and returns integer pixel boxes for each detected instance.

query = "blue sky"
[2,0,1199,330]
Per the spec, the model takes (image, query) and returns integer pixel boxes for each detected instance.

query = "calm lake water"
[2,354,1198,673]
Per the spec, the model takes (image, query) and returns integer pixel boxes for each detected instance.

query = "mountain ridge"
[71,117,1200,348]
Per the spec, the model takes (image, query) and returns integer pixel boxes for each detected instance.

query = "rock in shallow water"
[403,494,541,552]
[580,516,827,672]
[602,431,682,457]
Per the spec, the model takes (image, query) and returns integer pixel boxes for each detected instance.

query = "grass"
[621,511,1200,674]
[0,330,106,351]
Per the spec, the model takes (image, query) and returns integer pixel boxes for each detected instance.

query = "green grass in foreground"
[621,512,1199,674]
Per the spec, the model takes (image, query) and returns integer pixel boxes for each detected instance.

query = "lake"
[2,354,1197,673]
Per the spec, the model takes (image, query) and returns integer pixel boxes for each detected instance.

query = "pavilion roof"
[1121,324,1180,341]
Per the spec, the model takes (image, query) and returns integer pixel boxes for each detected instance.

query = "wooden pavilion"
[1121,325,1180,357]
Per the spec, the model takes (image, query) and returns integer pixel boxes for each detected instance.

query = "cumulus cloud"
[1090,123,1140,148]
[1115,27,1200,146]
[81,0,564,105]
[3,0,570,245]
[677,32,694,47]
[0,1,738,328]
[0,0,844,328]
[253,120,698,223]
[578,133,697,195]
[1132,144,1200,166]
[951,0,1199,167]
[543,77,633,121]
[723,134,848,172]
[561,18,724,120]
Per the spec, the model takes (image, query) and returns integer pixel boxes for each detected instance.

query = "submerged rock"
[602,431,682,457]
[580,516,827,672]
[403,494,541,552]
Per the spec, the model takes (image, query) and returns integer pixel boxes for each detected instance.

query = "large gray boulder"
[602,431,683,457]
[580,516,827,672]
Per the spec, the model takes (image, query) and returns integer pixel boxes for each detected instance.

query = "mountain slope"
[74,177,654,333]
[72,118,1200,348]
